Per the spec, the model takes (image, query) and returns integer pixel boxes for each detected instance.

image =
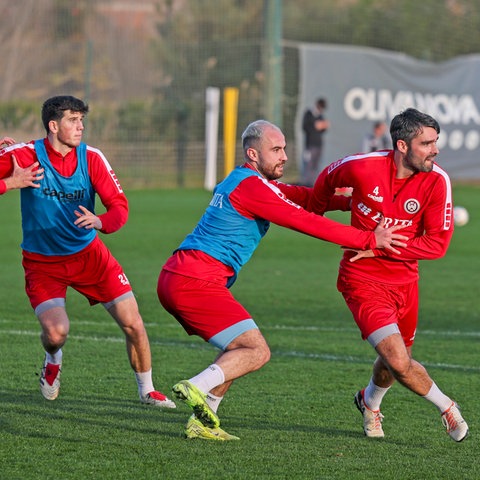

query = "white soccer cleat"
[354,389,384,438]
[141,390,176,409]
[39,357,61,401]
[441,402,469,442]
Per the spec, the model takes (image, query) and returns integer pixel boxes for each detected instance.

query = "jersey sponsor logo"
[403,198,420,214]
[358,202,372,216]
[43,187,86,201]
[367,186,383,202]
[371,211,413,228]
[367,194,383,202]
[210,192,224,208]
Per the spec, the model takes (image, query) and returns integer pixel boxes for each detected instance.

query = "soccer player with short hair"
[0,95,175,409]
[309,108,468,442]
[158,119,407,441]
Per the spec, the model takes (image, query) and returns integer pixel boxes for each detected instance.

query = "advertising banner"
[297,43,480,179]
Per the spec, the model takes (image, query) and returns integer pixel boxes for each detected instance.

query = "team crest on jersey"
[404,198,420,214]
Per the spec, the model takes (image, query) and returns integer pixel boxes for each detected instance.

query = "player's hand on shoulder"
[0,136,16,147]
[5,155,44,190]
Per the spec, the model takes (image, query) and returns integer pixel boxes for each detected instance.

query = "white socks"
[206,393,223,413]
[189,364,225,395]
[45,348,63,365]
[365,378,453,414]
[364,378,390,411]
[135,369,155,397]
[423,382,453,413]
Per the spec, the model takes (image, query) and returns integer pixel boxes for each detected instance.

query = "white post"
[205,87,220,191]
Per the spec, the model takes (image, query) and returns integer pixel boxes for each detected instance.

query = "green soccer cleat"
[185,415,240,441]
[172,380,220,428]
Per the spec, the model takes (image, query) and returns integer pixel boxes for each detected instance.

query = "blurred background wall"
[1,0,480,188]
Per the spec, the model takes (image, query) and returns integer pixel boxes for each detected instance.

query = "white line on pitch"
[2,319,479,338]
[2,329,479,373]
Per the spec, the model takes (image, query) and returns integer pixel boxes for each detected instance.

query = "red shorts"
[157,268,252,343]
[23,237,133,309]
[337,274,418,347]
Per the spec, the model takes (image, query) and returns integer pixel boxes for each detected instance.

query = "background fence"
[1,0,480,188]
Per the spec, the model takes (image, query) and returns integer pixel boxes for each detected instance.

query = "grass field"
[0,185,478,480]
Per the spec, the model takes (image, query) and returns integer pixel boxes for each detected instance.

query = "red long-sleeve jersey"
[228,164,377,250]
[0,139,128,261]
[309,150,454,284]
[164,164,377,288]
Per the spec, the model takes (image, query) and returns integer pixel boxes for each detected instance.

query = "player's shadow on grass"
[223,412,417,447]
[0,387,186,440]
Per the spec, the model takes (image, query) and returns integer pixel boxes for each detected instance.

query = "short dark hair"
[390,108,440,149]
[41,95,89,133]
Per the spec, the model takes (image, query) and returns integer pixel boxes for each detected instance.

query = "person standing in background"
[301,98,330,186]
[362,121,391,153]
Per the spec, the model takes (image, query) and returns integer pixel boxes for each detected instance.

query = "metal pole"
[263,0,283,127]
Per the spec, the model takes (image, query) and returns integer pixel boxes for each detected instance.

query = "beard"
[403,148,434,173]
[253,158,285,181]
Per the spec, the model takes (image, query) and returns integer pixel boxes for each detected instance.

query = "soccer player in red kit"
[0,96,175,408]
[158,119,408,441]
[309,108,468,442]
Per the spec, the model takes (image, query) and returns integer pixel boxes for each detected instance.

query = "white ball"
[453,206,469,227]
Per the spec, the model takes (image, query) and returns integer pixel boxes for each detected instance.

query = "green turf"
[0,185,478,479]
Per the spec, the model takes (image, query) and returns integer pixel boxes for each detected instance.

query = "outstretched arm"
[232,176,407,251]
